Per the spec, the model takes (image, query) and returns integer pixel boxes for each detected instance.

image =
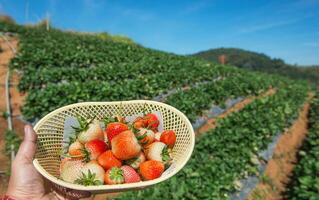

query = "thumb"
[14,125,37,164]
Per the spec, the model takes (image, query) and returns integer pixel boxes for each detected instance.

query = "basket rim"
[33,100,195,191]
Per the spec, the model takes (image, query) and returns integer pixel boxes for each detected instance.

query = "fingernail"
[25,125,31,138]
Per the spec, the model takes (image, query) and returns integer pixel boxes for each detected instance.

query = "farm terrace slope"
[0,19,317,200]
[0,21,307,123]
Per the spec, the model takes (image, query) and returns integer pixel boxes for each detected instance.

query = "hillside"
[193,48,319,84]
[1,21,275,122]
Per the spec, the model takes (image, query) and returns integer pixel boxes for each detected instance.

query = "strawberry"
[60,157,71,173]
[124,152,146,169]
[135,128,155,146]
[68,140,84,157]
[60,158,85,183]
[105,122,129,143]
[139,160,165,180]
[83,139,108,161]
[97,150,122,170]
[104,167,124,185]
[120,165,141,183]
[75,160,105,186]
[144,113,159,131]
[133,117,146,129]
[111,130,141,160]
[160,130,176,148]
[74,117,104,144]
[144,142,172,163]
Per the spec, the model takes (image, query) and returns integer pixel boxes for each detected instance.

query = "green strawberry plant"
[116,83,309,199]
[284,93,319,200]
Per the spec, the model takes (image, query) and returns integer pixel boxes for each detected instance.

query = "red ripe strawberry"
[84,139,108,161]
[136,128,155,146]
[140,160,164,180]
[111,130,141,160]
[125,152,146,169]
[68,140,84,157]
[160,130,176,148]
[104,167,124,185]
[106,122,129,143]
[144,142,172,163]
[144,113,159,131]
[60,158,85,183]
[120,165,141,183]
[75,160,105,185]
[76,118,104,144]
[97,150,122,170]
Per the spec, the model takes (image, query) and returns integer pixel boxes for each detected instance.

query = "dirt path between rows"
[197,88,276,135]
[0,36,26,195]
[248,92,314,200]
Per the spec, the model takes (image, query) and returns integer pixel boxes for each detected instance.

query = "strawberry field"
[1,21,318,199]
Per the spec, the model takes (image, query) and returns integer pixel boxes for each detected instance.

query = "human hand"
[5,125,91,200]
[6,125,55,200]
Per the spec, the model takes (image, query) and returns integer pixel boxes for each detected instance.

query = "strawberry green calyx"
[136,132,147,140]
[80,149,91,163]
[103,116,118,126]
[161,146,172,162]
[72,116,95,136]
[74,170,102,186]
[109,167,124,183]
[128,124,139,134]
[125,157,140,168]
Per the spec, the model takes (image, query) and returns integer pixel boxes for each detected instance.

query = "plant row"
[17,63,237,92]
[7,25,241,92]
[284,93,319,200]
[22,70,284,122]
[116,83,310,200]
[165,72,283,122]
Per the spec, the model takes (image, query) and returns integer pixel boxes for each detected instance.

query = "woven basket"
[33,100,195,193]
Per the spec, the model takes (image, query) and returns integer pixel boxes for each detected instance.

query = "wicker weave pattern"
[33,100,195,193]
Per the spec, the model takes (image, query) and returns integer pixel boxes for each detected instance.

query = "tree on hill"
[193,48,319,84]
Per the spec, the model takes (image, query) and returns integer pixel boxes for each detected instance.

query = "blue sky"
[1,0,319,65]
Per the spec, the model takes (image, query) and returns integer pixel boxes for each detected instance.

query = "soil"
[0,37,26,195]
[197,88,276,134]
[248,93,314,200]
